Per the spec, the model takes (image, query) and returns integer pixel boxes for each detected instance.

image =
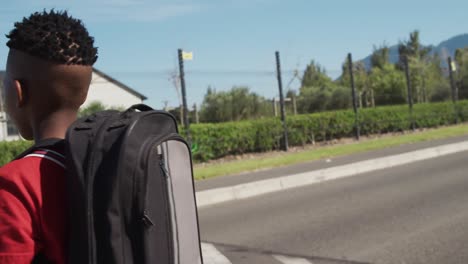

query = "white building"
[0,68,147,141]
[84,68,147,109]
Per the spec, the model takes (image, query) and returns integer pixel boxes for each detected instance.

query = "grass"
[193,123,468,181]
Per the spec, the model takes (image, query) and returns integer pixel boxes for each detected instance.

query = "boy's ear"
[13,80,27,108]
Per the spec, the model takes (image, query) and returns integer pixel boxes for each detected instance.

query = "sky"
[1,0,467,109]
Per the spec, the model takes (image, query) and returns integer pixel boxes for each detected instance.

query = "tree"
[397,30,444,103]
[198,86,228,122]
[371,44,390,69]
[297,86,333,113]
[285,89,298,115]
[168,105,198,125]
[368,64,407,105]
[297,59,358,113]
[398,30,431,67]
[455,47,468,99]
[340,58,373,107]
[199,86,270,123]
[297,61,336,113]
[329,85,352,110]
[79,101,106,117]
[425,53,450,102]
[78,101,125,118]
[301,60,333,88]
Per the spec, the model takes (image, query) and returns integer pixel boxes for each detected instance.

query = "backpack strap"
[19,139,66,264]
[127,104,153,112]
[15,138,65,160]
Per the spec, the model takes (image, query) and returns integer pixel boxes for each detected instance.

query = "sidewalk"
[195,134,468,207]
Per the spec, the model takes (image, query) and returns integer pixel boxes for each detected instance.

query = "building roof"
[0,68,147,100]
[92,68,147,100]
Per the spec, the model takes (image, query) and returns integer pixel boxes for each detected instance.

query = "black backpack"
[65,104,203,264]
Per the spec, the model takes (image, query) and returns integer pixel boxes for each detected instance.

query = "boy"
[0,10,98,263]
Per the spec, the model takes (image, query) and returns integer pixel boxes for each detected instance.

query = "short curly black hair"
[6,9,98,66]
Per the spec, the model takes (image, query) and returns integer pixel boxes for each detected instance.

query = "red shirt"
[0,143,66,264]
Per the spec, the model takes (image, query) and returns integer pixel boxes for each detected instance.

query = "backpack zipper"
[140,134,184,263]
[159,155,178,264]
[139,133,195,264]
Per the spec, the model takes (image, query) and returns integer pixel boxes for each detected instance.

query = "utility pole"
[178,49,191,141]
[276,51,289,151]
[169,70,183,126]
[347,53,360,140]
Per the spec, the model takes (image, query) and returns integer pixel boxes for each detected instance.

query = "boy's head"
[3,10,97,140]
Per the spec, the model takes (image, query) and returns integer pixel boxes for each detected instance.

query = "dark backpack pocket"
[138,150,173,264]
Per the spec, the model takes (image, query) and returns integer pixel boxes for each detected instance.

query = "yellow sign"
[182,51,193,61]
[451,61,457,72]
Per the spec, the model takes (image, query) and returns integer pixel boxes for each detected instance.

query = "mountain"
[433,34,468,59]
[360,33,468,69]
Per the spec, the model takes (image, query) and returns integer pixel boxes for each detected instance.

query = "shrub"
[188,100,468,162]
[0,140,33,166]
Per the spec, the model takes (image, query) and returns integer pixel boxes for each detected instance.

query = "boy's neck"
[33,110,78,142]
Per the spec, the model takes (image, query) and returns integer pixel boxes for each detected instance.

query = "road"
[199,150,468,264]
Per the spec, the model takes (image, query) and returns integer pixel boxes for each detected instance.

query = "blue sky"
[1,0,467,109]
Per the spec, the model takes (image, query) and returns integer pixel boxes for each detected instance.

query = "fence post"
[193,103,199,124]
[275,51,289,151]
[292,94,297,115]
[403,56,415,131]
[178,49,191,142]
[448,56,459,124]
[272,98,278,117]
[448,56,458,102]
[347,53,360,140]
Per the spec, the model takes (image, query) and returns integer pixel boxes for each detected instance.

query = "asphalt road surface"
[199,150,468,264]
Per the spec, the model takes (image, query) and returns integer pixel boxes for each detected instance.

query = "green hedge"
[189,100,468,162]
[0,140,33,166]
[2,101,468,166]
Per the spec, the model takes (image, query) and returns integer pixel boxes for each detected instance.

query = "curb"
[196,140,468,208]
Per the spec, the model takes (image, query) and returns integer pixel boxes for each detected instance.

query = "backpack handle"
[127,104,153,112]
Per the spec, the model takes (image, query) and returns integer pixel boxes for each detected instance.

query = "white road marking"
[201,243,232,264]
[273,254,313,264]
